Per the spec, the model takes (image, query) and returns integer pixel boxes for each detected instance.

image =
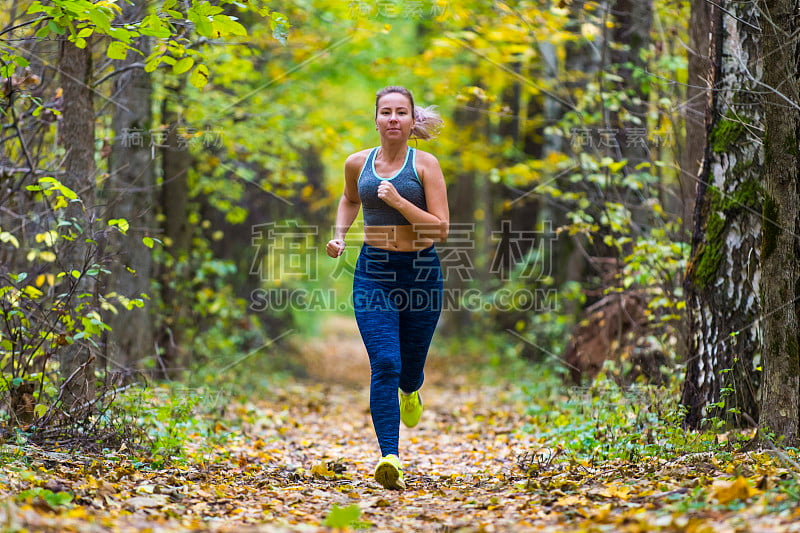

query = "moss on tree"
[710,112,748,154]
[692,180,762,288]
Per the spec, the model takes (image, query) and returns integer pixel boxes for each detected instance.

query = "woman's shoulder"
[412,148,440,167]
[412,149,444,184]
[345,148,374,170]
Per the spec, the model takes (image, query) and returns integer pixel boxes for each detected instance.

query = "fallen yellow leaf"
[311,461,335,478]
[599,483,631,500]
[709,476,760,505]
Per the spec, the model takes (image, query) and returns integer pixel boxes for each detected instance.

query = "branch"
[8,92,36,176]
[92,62,145,87]
[38,354,96,426]
[0,167,63,174]
[0,16,47,39]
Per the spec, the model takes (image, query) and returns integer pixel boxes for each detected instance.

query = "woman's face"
[375,92,414,141]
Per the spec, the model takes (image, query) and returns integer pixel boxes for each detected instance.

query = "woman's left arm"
[376,150,450,241]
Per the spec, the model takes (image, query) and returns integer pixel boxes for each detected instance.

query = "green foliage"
[0,175,155,449]
[113,384,233,468]
[151,228,272,385]
[2,178,107,423]
[520,366,732,463]
[0,443,27,470]
[16,487,74,510]
[324,504,370,529]
[6,0,289,89]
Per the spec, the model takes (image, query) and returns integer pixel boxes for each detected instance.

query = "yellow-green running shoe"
[399,389,423,428]
[374,454,406,490]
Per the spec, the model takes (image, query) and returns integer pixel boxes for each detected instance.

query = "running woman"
[326,86,449,489]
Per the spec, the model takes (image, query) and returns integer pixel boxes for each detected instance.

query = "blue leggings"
[353,243,443,457]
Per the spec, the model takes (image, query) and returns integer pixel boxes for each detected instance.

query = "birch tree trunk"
[757,0,800,445]
[681,0,762,428]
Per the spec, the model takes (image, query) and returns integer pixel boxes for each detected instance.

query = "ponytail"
[412,105,443,141]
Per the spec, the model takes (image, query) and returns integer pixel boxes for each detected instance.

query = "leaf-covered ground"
[2,318,800,532]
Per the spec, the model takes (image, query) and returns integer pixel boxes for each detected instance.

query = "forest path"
[241,313,543,531]
[5,316,799,532]
[234,377,539,531]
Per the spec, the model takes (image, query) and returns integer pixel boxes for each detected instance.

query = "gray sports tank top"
[358,147,427,226]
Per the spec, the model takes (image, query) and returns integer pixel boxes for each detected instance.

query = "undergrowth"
[518,365,727,462]
[510,361,800,514]
[111,383,240,469]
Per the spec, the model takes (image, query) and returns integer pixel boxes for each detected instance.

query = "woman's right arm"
[326,152,365,258]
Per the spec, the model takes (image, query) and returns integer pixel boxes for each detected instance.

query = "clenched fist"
[376,181,404,209]
[326,239,345,258]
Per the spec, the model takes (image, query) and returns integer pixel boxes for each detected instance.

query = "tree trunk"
[161,83,193,260]
[495,59,541,279]
[609,0,654,239]
[552,0,601,298]
[157,80,193,379]
[681,1,762,428]
[440,92,486,334]
[671,0,713,363]
[58,37,97,408]
[609,0,652,170]
[757,0,800,446]
[104,0,155,377]
[677,0,712,228]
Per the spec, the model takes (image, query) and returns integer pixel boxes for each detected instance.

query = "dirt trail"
[258,314,540,530]
[238,380,538,531]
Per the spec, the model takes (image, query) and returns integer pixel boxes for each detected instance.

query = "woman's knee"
[369,353,401,379]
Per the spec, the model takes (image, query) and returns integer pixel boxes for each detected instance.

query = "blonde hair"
[375,86,443,141]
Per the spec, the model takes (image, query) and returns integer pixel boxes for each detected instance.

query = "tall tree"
[681,1,762,428]
[677,0,713,226]
[609,0,652,170]
[58,36,97,407]
[552,0,603,303]
[103,0,156,376]
[441,92,487,334]
[156,80,194,379]
[757,0,800,445]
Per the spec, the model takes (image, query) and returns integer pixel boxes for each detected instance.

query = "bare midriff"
[363,225,435,251]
